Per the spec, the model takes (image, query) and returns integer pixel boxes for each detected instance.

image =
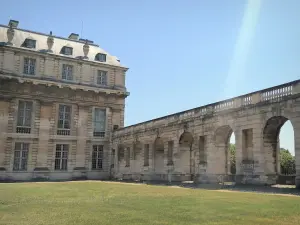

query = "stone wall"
[112,80,300,187]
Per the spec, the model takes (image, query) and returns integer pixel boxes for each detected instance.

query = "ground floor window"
[13,142,29,171]
[55,144,69,170]
[92,145,104,170]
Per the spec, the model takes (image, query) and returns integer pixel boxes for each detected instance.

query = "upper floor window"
[97,70,107,86]
[16,100,33,134]
[57,104,71,136]
[22,38,36,49]
[93,108,106,137]
[95,53,106,62]
[61,46,73,56]
[62,64,73,81]
[13,142,29,171]
[23,58,36,75]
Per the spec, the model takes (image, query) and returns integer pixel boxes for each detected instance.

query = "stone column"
[235,129,243,176]
[35,102,52,168]
[75,105,88,169]
[294,121,300,189]
[0,100,10,168]
[163,141,169,173]
[148,143,154,173]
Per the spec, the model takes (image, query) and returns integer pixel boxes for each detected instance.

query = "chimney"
[68,33,79,40]
[8,19,19,28]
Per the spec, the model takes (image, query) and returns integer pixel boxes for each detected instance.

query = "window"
[62,64,73,81]
[92,145,104,170]
[61,46,73,55]
[22,38,36,48]
[57,105,71,135]
[16,100,33,134]
[13,142,29,171]
[97,70,107,85]
[55,144,69,170]
[144,144,149,166]
[93,108,106,137]
[95,53,106,62]
[23,58,36,75]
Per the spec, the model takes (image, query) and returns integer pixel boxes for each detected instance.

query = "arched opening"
[263,116,295,184]
[178,131,194,175]
[154,137,164,173]
[215,125,235,176]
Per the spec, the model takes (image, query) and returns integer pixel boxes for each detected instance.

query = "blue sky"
[1,0,298,154]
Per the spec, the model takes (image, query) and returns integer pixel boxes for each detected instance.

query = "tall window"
[144,144,149,166]
[16,100,33,134]
[92,145,104,170]
[13,142,29,171]
[54,144,69,170]
[93,108,106,137]
[57,105,71,135]
[97,70,107,85]
[62,64,73,81]
[23,58,36,75]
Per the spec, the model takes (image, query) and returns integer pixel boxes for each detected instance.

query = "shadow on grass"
[144,181,300,196]
[2,178,300,196]
[113,180,300,196]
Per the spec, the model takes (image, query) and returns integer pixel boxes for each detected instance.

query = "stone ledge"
[33,167,49,171]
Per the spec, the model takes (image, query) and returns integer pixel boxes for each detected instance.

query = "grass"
[0,181,300,225]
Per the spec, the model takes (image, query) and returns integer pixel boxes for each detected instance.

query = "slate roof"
[0,23,126,69]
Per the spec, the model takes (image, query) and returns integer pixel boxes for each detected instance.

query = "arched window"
[22,37,36,49]
[60,46,73,56]
[95,53,106,62]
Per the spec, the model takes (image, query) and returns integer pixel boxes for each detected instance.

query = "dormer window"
[61,46,73,56]
[22,38,36,49]
[95,53,106,62]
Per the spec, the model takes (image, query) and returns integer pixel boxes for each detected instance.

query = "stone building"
[1,20,300,187]
[0,20,129,181]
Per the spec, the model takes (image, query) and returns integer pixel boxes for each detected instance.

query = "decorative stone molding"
[83,40,89,59]
[6,24,15,45]
[47,31,54,52]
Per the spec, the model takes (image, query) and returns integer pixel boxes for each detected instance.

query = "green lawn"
[0,181,300,225]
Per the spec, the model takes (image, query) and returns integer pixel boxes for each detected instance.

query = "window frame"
[54,144,69,171]
[96,70,108,86]
[23,57,36,75]
[13,142,29,171]
[16,100,33,134]
[22,38,36,49]
[93,107,106,137]
[62,64,73,81]
[61,46,73,56]
[57,104,72,136]
[95,53,107,62]
[91,145,104,170]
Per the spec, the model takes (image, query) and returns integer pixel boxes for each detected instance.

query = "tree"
[280,148,296,175]
[229,143,236,174]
